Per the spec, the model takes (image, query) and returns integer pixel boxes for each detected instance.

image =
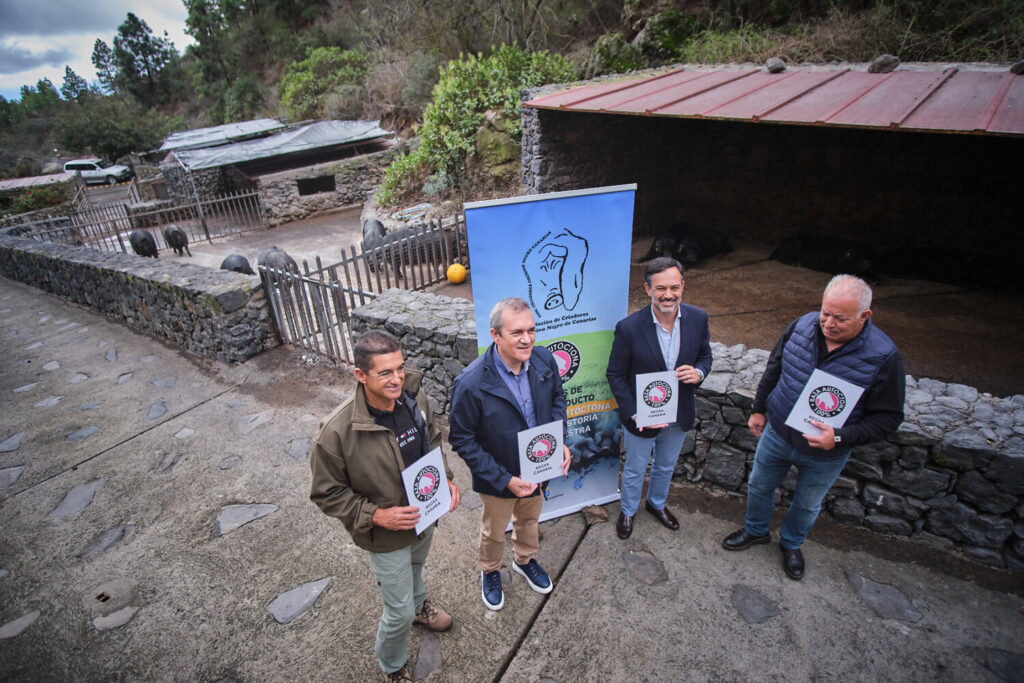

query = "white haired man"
[722,275,905,580]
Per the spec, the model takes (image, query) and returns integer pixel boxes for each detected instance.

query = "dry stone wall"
[0,233,276,363]
[352,290,1024,573]
[255,149,394,226]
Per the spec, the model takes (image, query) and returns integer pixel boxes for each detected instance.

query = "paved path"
[1,276,1022,682]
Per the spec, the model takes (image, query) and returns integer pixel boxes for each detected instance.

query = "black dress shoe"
[722,528,771,551]
[781,547,804,580]
[616,513,633,539]
[644,501,679,530]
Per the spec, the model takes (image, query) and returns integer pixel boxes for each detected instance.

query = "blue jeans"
[620,424,686,517]
[744,422,850,549]
[368,526,434,674]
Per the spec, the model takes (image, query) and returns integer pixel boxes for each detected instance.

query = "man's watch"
[833,435,842,444]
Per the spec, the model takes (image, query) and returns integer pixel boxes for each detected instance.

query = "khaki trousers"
[478,493,543,572]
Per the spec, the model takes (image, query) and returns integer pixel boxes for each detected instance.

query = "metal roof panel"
[524,65,1024,137]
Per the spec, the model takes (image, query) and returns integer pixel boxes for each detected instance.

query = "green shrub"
[278,47,370,121]
[378,45,575,206]
[12,184,65,213]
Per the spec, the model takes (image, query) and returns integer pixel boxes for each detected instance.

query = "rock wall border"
[0,233,276,363]
[352,290,1024,573]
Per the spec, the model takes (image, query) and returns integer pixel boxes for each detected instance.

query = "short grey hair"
[489,297,531,334]
[824,274,872,314]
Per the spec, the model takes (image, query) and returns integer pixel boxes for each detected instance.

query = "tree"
[92,39,117,94]
[61,66,89,101]
[111,13,179,105]
[18,79,61,116]
[57,97,166,161]
[278,46,370,121]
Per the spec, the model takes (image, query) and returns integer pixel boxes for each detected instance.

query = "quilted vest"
[766,312,897,444]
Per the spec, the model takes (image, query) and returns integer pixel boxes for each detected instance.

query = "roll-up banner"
[464,184,636,522]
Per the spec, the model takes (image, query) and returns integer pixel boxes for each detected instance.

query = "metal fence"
[12,189,265,254]
[259,217,468,364]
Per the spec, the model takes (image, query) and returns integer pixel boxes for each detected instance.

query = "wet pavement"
[1,268,1023,681]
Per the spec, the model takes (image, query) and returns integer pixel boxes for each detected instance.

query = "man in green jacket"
[310,330,461,682]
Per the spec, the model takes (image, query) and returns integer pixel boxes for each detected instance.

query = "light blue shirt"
[492,346,537,428]
[651,305,681,371]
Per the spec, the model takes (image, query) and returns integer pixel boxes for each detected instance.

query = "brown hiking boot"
[413,598,453,632]
[382,663,413,682]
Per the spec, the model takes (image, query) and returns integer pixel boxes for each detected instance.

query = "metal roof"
[159,118,289,152]
[169,120,393,171]
[0,172,76,193]
[524,64,1024,136]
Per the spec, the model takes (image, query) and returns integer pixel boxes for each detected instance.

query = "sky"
[0,0,194,102]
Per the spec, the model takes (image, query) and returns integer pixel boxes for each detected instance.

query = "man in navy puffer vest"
[722,275,905,580]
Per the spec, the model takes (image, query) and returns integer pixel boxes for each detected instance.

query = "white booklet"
[635,370,679,428]
[516,419,564,484]
[401,446,451,535]
[784,368,866,437]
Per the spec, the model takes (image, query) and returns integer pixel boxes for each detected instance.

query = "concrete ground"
[1,272,1023,681]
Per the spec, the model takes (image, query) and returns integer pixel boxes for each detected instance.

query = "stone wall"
[0,233,276,363]
[255,147,395,226]
[351,289,1024,572]
[520,86,1022,261]
[349,289,477,416]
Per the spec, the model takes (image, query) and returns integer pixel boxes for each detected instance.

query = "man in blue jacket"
[723,274,905,580]
[449,297,571,611]
[607,257,713,540]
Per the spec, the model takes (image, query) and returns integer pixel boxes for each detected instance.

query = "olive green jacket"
[309,369,448,553]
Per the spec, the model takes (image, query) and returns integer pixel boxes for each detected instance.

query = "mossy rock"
[634,10,701,62]
[475,112,520,168]
[584,33,647,78]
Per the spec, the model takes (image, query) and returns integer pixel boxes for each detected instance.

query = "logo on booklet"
[526,434,556,463]
[642,380,672,407]
[413,465,441,502]
[809,386,846,418]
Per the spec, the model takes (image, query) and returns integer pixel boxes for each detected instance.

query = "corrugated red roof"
[524,65,1024,136]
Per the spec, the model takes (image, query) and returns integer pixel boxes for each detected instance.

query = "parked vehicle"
[63,158,134,185]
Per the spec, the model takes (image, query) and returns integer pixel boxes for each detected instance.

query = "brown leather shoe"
[645,500,679,530]
[616,512,634,539]
[382,664,414,682]
[413,598,452,632]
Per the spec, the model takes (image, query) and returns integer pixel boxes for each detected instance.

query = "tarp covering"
[525,64,1024,137]
[170,120,392,171]
[159,118,289,152]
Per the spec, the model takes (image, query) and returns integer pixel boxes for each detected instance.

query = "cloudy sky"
[0,0,193,101]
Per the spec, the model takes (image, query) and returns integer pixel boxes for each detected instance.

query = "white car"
[63,158,134,185]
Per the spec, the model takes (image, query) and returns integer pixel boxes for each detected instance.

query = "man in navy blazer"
[606,257,712,539]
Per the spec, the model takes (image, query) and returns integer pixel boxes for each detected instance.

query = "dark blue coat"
[449,344,567,498]
[606,304,713,437]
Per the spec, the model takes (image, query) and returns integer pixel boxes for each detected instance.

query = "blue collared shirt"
[651,304,681,371]
[492,345,537,428]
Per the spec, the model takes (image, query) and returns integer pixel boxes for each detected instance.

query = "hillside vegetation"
[1,0,1020,209]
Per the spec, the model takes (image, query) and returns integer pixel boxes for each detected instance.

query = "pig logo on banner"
[546,340,581,383]
[522,229,589,315]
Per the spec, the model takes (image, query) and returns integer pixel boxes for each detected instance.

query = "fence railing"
[16,189,266,254]
[259,217,468,364]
